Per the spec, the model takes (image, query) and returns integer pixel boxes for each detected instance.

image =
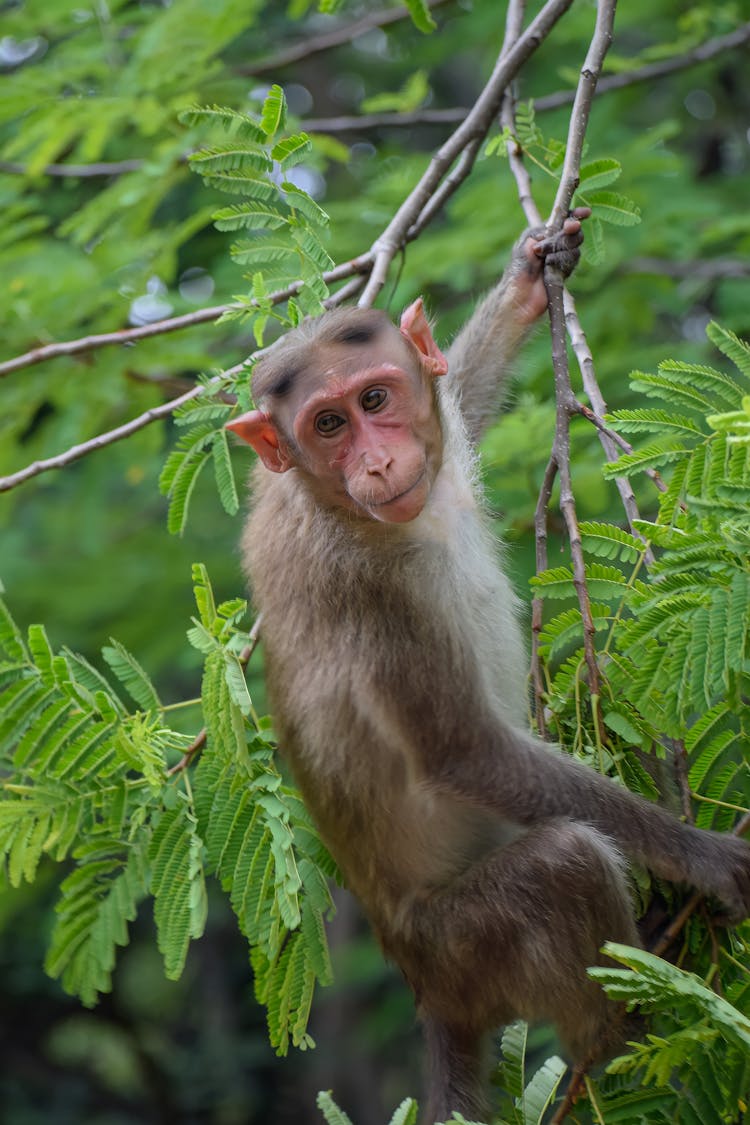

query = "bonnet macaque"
[227,217,750,1121]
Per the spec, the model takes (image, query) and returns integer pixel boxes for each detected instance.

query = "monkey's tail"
[421,1014,488,1124]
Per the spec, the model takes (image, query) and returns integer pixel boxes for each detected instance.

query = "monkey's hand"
[695,830,750,925]
[513,207,591,323]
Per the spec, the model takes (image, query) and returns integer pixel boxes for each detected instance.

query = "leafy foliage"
[485,105,641,263]
[0,566,333,1053]
[493,1023,567,1125]
[181,89,332,322]
[529,323,750,1117]
[591,944,750,1124]
[158,86,336,534]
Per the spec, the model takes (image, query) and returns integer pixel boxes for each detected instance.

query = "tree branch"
[0,256,372,380]
[357,0,576,306]
[0,157,146,177]
[534,0,618,723]
[0,260,373,492]
[238,0,453,76]
[307,19,750,131]
[626,256,750,280]
[0,304,232,379]
[0,377,220,493]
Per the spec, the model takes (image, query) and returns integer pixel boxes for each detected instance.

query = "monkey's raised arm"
[444,213,587,444]
[426,708,750,924]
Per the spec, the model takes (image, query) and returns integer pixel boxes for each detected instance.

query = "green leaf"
[316,1091,355,1125]
[585,190,641,226]
[521,1055,566,1125]
[165,447,212,536]
[190,144,273,174]
[498,1020,527,1101]
[0,598,27,662]
[149,802,207,980]
[260,84,288,139]
[281,182,330,227]
[404,0,437,32]
[577,157,622,191]
[592,944,750,1051]
[178,105,266,143]
[603,442,690,479]
[212,429,240,516]
[45,844,145,1006]
[579,521,644,561]
[101,639,161,713]
[271,133,313,170]
[214,202,290,232]
[362,71,430,113]
[607,408,703,436]
[707,321,750,379]
[387,1099,419,1125]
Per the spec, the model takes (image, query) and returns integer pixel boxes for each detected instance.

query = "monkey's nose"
[364,448,394,475]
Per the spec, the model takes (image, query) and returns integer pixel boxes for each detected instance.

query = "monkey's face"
[286,354,444,523]
[226,302,449,523]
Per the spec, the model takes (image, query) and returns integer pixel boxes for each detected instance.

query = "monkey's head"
[227,300,449,523]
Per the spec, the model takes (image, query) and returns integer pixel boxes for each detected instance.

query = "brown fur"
[236,228,750,1120]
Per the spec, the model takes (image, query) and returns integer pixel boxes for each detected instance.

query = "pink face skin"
[227,300,449,524]
[288,360,442,523]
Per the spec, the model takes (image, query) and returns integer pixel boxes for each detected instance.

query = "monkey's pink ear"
[399,298,449,377]
[226,411,293,473]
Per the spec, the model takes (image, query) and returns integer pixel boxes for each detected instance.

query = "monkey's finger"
[561,218,582,236]
[569,206,592,221]
[531,227,585,257]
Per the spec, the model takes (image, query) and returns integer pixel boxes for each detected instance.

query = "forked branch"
[0,0,573,493]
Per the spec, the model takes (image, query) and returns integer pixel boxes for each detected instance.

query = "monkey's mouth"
[365,471,428,523]
[373,471,425,509]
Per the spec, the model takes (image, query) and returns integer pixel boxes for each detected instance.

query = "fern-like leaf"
[149,800,208,979]
[212,429,240,516]
[178,104,266,143]
[707,321,750,379]
[101,639,161,713]
[316,1091,355,1125]
[45,843,146,1006]
[260,84,288,139]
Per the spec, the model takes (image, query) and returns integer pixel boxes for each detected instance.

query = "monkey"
[226,216,750,1122]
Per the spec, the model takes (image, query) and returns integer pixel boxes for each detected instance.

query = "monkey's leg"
[421,1017,489,1125]
[403,819,640,1120]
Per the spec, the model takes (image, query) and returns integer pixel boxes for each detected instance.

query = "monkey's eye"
[361,388,387,412]
[315,412,346,436]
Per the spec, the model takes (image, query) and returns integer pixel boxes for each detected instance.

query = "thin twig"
[239,0,453,76]
[0,374,224,493]
[626,256,750,280]
[406,136,484,241]
[539,18,750,110]
[564,294,663,545]
[550,1064,587,1125]
[0,157,146,177]
[0,255,372,380]
[545,270,604,705]
[305,18,749,130]
[0,264,374,491]
[540,0,618,722]
[0,303,232,379]
[531,456,558,736]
